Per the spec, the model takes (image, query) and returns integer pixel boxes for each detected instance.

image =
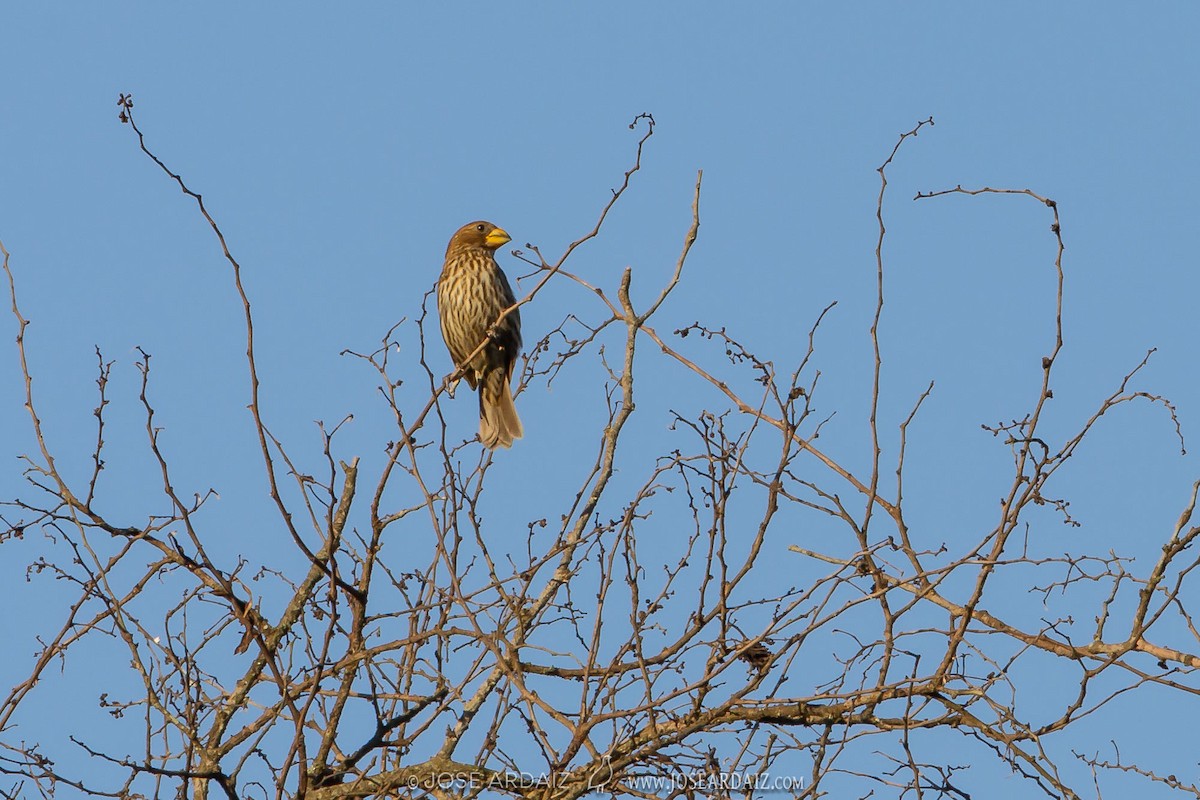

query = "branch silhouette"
[0,100,1193,800]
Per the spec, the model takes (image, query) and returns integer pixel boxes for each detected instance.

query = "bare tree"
[1,99,1195,800]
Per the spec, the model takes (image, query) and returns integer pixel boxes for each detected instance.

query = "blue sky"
[2,4,1199,797]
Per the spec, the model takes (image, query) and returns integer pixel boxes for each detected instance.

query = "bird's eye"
[476,224,486,232]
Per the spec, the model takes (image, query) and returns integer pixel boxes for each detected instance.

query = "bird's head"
[448,220,512,255]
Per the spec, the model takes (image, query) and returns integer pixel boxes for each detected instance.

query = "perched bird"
[437,220,524,449]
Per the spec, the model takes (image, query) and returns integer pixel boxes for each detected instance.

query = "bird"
[436,220,524,449]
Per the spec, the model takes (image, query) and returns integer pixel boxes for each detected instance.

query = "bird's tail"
[478,369,523,450]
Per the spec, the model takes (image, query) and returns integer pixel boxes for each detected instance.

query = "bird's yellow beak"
[485,227,512,249]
